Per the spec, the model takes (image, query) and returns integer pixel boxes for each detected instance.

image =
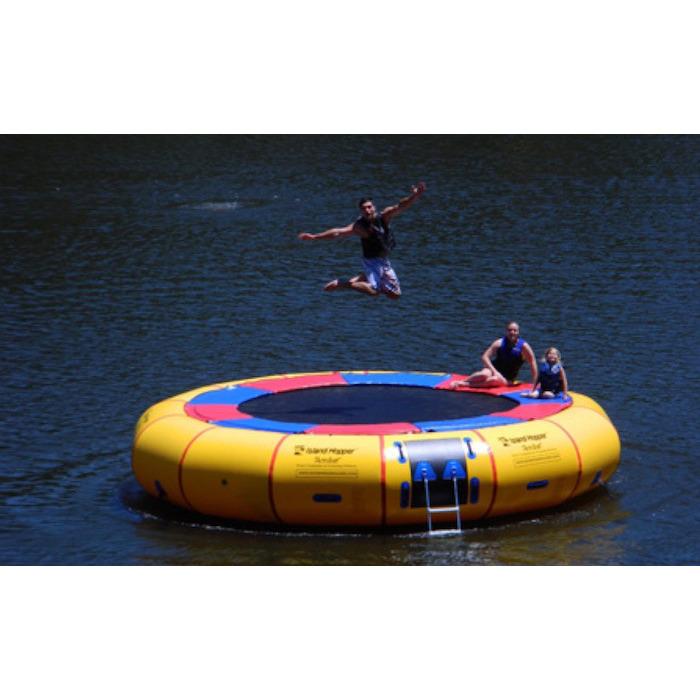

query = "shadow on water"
[119,478,629,566]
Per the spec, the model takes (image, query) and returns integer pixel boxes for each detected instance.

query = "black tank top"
[356,216,395,259]
[493,337,525,381]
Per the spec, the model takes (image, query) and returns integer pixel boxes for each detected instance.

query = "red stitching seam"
[472,429,498,519]
[379,435,387,527]
[268,434,291,524]
[542,418,584,500]
[177,426,217,511]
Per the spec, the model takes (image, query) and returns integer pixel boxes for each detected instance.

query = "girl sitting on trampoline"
[521,347,569,400]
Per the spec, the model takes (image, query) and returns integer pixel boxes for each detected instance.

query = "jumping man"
[297,182,426,299]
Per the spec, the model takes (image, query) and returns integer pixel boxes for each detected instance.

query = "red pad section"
[240,372,348,393]
[488,382,533,395]
[434,374,469,389]
[184,404,252,422]
[491,403,569,421]
[435,375,534,395]
[304,422,421,436]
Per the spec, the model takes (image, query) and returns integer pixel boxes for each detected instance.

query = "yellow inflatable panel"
[131,372,621,528]
[272,435,383,526]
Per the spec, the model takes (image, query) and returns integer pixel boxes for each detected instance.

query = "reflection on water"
[121,480,629,566]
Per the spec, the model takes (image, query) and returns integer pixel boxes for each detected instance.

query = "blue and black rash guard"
[492,337,525,381]
[356,215,395,259]
[538,362,564,394]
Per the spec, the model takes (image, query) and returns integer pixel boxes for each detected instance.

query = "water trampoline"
[131,371,620,530]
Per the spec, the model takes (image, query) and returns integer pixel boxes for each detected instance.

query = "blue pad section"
[415,415,523,432]
[502,391,570,405]
[214,417,316,433]
[340,372,450,387]
[189,386,269,405]
[502,391,534,405]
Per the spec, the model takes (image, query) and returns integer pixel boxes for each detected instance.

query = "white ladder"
[420,464,462,535]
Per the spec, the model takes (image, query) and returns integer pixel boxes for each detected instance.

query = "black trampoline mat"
[239,385,517,424]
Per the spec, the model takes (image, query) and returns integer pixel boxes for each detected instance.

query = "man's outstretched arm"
[380,182,426,222]
[298,223,356,241]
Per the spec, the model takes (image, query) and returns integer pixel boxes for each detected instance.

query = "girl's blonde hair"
[542,347,562,362]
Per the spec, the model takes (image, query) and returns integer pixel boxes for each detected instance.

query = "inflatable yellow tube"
[131,371,620,528]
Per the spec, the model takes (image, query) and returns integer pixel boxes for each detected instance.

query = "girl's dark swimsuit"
[538,361,564,395]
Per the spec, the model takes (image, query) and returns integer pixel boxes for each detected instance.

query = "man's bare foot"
[324,279,340,291]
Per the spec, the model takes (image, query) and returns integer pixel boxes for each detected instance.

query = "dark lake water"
[2,134,699,565]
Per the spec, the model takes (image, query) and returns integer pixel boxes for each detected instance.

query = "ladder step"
[421,473,463,534]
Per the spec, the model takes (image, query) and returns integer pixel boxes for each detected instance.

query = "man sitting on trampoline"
[297,182,426,299]
[452,321,538,388]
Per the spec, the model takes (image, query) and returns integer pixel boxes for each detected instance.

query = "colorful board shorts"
[362,256,401,295]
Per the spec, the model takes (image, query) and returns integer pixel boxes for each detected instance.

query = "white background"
[4,1,700,133]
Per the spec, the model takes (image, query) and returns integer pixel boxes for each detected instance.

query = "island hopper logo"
[293,445,357,456]
[497,432,547,448]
